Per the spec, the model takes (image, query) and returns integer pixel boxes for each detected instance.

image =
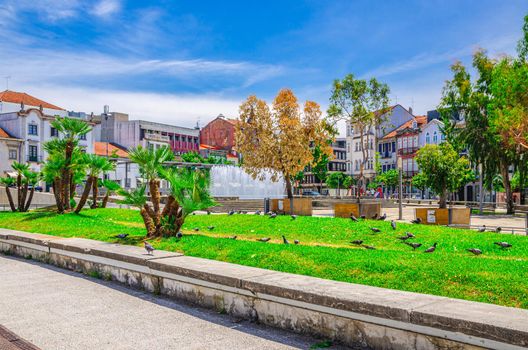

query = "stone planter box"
[415,207,470,225]
[270,197,312,216]
[334,202,381,218]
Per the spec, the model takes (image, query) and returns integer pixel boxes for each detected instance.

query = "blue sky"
[0,0,526,134]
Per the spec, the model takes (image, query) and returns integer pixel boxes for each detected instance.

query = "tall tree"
[75,154,115,213]
[235,89,332,213]
[327,74,390,196]
[411,172,428,200]
[416,143,473,208]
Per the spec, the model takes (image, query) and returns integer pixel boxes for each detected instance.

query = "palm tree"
[0,177,16,211]
[23,170,40,212]
[128,145,174,229]
[11,162,29,211]
[47,117,91,210]
[74,154,115,213]
[100,180,121,208]
[42,156,66,213]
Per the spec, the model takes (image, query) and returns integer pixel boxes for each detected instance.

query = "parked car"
[302,190,321,197]
[28,185,43,192]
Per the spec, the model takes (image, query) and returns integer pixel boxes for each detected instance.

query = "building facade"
[199,114,238,159]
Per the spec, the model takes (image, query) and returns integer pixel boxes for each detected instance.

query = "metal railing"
[26,155,43,163]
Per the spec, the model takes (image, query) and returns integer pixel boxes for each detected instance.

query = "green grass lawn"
[1,208,527,308]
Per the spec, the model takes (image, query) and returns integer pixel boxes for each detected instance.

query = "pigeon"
[258,237,271,242]
[144,241,154,255]
[351,240,364,245]
[378,213,387,221]
[350,214,358,222]
[494,241,512,248]
[113,233,129,239]
[291,214,297,220]
[193,227,200,231]
[371,213,378,220]
[390,220,396,230]
[405,232,415,238]
[363,245,376,250]
[478,225,486,232]
[254,210,261,215]
[411,218,422,224]
[424,242,437,253]
[360,215,366,219]
[237,210,242,214]
[282,235,290,244]
[405,242,422,250]
[495,227,502,233]
[269,212,277,219]
[207,210,211,215]
[228,210,235,215]
[370,227,381,233]
[207,226,215,230]
[294,240,300,245]
[229,235,237,240]
[467,248,482,255]
[397,235,411,241]
[176,232,183,239]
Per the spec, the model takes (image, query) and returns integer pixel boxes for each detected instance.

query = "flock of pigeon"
[110,210,513,256]
[348,212,512,255]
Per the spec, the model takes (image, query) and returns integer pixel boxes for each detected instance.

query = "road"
[0,255,346,350]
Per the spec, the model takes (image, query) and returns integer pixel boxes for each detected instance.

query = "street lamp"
[397,157,403,220]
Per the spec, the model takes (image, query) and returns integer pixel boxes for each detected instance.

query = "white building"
[0,90,95,177]
[345,104,415,188]
[0,126,23,176]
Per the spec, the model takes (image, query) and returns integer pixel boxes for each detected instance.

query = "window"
[426,132,430,144]
[79,133,86,140]
[50,127,58,137]
[433,131,438,143]
[392,142,396,152]
[28,145,38,162]
[8,149,17,160]
[28,124,38,136]
[441,133,446,141]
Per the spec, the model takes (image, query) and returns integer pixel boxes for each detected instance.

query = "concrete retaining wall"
[1,228,527,350]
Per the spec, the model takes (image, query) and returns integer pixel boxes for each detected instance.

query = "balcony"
[26,155,43,163]
[397,147,419,156]
[403,170,418,178]
[380,151,393,159]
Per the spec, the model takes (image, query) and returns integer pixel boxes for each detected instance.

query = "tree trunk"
[499,159,514,214]
[439,188,447,209]
[285,177,294,214]
[101,193,109,208]
[75,176,94,213]
[20,182,28,212]
[70,173,76,200]
[149,179,161,215]
[520,165,526,205]
[16,174,22,211]
[90,178,99,209]
[53,179,64,214]
[5,187,16,212]
[141,207,156,237]
[23,187,35,212]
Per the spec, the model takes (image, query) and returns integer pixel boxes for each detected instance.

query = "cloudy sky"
[0,0,526,134]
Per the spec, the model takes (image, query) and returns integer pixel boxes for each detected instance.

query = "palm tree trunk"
[62,169,70,210]
[70,173,76,200]
[20,182,29,212]
[75,176,94,213]
[53,179,64,214]
[141,206,157,237]
[101,193,109,208]
[24,187,35,212]
[5,187,16,212]
[16,174,22,211]
[91,178,99,209]
[149,179,161,215]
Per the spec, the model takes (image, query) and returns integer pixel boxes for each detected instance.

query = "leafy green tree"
[411,172,428,199]
[377,169,399,194]
[311,145,330,193]
[181,151,205,163]
[328,74,390,195]
[325,172,350,195]
[416,143,473,208]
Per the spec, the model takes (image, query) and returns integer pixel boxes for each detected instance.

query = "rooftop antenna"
[195,117,200,129]
[5,76,10,90]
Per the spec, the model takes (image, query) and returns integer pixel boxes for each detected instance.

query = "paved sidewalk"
[0,256,346,350]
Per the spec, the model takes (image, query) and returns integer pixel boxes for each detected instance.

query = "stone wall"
[1,228,527,350]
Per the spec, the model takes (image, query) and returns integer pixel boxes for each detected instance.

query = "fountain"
[210,165,285,199]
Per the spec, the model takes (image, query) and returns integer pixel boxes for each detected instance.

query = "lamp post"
[397,157,403,220]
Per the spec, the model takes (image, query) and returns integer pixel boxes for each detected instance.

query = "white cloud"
[91,0,121,17]
[24,84,241,128]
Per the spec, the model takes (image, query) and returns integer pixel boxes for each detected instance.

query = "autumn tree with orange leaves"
[235,89,333,213]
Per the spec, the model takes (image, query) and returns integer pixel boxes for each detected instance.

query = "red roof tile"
[0,127,17,139]
[0,90,65,110]
[382,116,428,140]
